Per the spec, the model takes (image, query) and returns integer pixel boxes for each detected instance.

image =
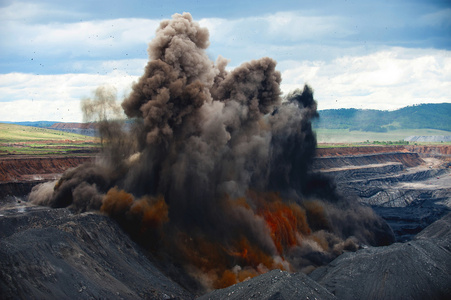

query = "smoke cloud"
[29,13,394,293]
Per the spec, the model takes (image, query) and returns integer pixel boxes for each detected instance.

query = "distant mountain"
[3,103,450,134]
[1,121,57,128]
[0,121,97,137]
[314,103,451,132]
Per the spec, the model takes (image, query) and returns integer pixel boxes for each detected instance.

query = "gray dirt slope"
[309,212,451,300]
[200,213,451,300]
[0,202,193,300]
[1,199,450,300]
[199,269,337,300]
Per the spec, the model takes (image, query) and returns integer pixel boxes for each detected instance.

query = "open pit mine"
[1,13,450,300]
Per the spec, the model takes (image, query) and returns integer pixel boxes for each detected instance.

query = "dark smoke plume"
[29,13,394,293]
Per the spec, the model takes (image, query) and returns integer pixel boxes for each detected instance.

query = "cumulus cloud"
[280,47,451,110]
[2,46,450,122]
[0,72,138,121]
[1,2,450,122]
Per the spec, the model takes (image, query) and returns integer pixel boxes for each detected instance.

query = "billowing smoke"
[29,13,394,293]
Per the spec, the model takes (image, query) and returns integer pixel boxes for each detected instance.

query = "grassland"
[0,123,100,156]
[2,123,450,155]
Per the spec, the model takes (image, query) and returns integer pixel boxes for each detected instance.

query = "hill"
[314,103,451,132]
[0,121,57,128]
[0,123,99,156]
[0,123,91,142]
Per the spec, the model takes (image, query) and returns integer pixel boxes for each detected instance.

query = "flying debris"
[29,13,394,293]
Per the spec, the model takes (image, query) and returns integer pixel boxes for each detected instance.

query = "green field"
[0,123,100,156]
[315,128,451,144]
[1,123,450,155]
[0,123,91,142]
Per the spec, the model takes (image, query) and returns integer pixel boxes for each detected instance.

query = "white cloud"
[280,47,451,110]
[2,47,450,122]
[1,5,450,122]
[0,99,82,122]
[1,17,159,58]
[0,72,139,121]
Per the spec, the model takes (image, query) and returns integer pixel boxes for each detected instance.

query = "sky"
[0,0,450,122]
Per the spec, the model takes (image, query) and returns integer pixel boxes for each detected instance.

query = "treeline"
[314,103,451,132]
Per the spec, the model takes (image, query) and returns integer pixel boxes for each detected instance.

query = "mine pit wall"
[0,181,47,200]
[319,163,405,182]
[313,146,451,242]
[0,156,94,200]
[315,145,408,157]
[0,156,93,182]
[316,144,451,158]
[406,144,451,155]
[313,152,424,170]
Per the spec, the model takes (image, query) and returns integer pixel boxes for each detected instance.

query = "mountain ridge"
[314,103,451,132]
[2,103,450,133]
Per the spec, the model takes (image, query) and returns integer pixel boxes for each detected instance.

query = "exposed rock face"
[313,152,424,169]
[314,147,451,242]
[309,213,451,300]
[0,201,193,300]
[0,156,93,199]
[406,144,451,156]
[0,181,46,200]
[0,156,93,182]
[316,145,451,157]
[315,146,408,157]
[199,269,337,300]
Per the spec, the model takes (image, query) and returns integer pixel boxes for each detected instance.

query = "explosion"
[29,13,394,293]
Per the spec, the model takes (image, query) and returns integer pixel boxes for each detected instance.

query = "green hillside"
[314,103,451,132]
[0,123,99,155]
[0,123,90,142]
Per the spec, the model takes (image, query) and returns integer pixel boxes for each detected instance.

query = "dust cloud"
[29,13,394,292]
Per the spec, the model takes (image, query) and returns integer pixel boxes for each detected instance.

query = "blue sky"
[1,0,450,121]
